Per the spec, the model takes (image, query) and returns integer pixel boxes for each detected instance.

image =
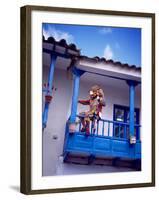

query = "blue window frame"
[113,104,140,139]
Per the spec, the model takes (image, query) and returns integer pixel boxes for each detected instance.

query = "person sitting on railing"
[78,85,105,136]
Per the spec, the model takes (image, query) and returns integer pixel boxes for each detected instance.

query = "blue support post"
[42,54,57,129]
[42,103,49,129]
[70,74,80,122]
[69,67,85,123]
[129,83,135,136]
[48,55,57,94]
[127,80,138,137]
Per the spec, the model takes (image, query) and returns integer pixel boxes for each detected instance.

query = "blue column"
[70,74,80,123]
[69,68,85,123]
[129,83,135,136]
[127,80,138,136]
[42,54,56,129]
[48,54,57,94]
[42,103,49,129]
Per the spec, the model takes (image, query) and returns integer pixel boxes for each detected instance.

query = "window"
[113,105,140,139]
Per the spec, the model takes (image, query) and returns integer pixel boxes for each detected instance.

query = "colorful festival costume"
[78,85,106,136]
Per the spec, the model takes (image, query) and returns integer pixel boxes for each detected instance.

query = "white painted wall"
[42,59,141,176]
[43,65,73,175]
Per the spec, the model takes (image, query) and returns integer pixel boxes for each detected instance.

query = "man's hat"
[91,85,100,92]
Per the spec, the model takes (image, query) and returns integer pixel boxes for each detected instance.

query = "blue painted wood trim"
[42,54,57,129]
[69,67,85,123]
[126,80,138,137]
[129,83,135,136]
[63,121,70,154]
[48,54,57,94]
[42,102,49,129]
[69,74,80,123]
[64,132,141,160]
[77,114,141,127]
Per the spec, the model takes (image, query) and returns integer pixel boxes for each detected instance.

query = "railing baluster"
[76,115,141,139]
[96,121,99,136]
[90,121,92,135]
[139,125,140,141]
[108,122,110,136]
[127,124,129,139]
[114,122,116,137]
[102,121,104,136]
[118,124,120,138]
[79,120,81,132]
[124,124,126,139]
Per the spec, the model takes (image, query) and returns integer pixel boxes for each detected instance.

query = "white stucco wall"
[42,62,141,176]
[42,66,73,175]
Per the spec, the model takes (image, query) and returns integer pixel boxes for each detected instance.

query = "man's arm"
[78,99,90,105]
[99,97,106,106]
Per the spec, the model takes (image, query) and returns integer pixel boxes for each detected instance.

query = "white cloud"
[43,25,74,44]
[103,45,113,59]
[99,27,112,34]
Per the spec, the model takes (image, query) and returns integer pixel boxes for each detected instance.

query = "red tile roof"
[43,36,141,70]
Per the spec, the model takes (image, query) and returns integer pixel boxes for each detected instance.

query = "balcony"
[63,117,141,169]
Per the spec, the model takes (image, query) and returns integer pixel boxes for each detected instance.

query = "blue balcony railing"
[77,116,141,141]
[63,116,141,162]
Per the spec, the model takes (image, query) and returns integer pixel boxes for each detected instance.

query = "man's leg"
[92,118,96,134]
[81,118,86,132]
[79,112,86,132]
[85,118,90,136]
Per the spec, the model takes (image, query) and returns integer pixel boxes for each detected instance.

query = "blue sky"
[43,23,141,67]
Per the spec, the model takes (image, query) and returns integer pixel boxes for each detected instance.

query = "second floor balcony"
[63,116,141,169]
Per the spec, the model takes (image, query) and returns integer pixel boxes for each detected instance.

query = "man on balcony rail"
[78,85,106,136]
